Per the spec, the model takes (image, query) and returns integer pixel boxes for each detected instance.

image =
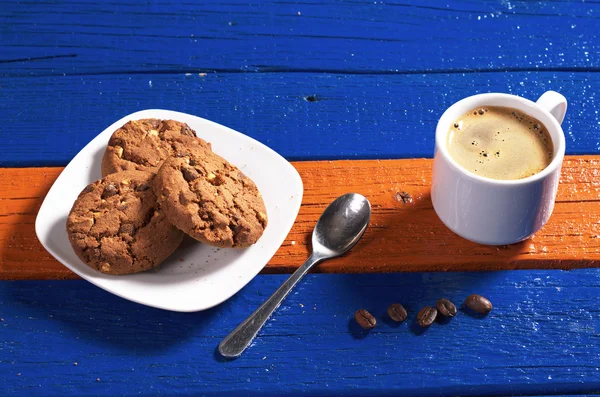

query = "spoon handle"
[218,253,323,358]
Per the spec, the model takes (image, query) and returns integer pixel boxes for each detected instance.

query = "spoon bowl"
[312,193,371,257]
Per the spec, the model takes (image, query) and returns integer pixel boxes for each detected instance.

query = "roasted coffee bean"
[436,298,457,317]
[181,167,200,182]
[355,309,376,330]
[387,303,407,322]
[465,294,493,314]
[417,306,437,327]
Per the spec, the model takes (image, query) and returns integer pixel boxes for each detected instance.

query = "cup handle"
[536,91,567,125]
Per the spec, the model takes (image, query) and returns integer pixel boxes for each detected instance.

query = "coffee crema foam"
[447,106,554,180]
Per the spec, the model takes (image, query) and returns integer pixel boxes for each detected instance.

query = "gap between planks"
[7,66,600,78]
[1,156,600,280]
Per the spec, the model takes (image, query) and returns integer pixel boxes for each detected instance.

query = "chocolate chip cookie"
[154,147,268,248]
[67,170,184,275]
[101,119,211,177]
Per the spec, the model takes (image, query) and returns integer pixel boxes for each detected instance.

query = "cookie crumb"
[73,362,78,366]
[17,373,21,376]
[394,191,413,204]
[96,378,101,382]
[299,303,304,307]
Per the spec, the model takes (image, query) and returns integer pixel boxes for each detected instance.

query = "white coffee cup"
[431,91,567,245]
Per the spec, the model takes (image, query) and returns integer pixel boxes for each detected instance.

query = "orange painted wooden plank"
[1,157,599,280]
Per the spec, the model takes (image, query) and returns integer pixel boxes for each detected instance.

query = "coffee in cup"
[447,106,553,180]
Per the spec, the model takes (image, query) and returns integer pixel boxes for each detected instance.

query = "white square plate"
[35,110,303,312]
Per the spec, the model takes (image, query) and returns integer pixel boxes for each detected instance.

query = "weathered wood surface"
[1,272,599,396]
[2,157,600,279]
[0,72,598,167]
[1,0,598,76]
[1,1,599,166]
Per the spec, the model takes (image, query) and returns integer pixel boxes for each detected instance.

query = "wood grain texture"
[1,72,599,167]
[2,157,600,280]
[1,272,599,396]
[1,0,599,76]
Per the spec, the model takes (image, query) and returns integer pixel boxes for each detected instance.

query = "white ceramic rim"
[435,93,566,186]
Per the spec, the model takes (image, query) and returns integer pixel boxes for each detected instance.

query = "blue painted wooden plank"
[1,271,599,396]
[0,72,598,166]
[1,0,598,76]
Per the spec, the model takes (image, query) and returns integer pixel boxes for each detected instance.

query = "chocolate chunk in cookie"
[154,147,268,248]
[101,119,211,177]
[67,170,184,275]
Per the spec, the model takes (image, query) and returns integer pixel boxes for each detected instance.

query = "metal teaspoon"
[218,193,371,358]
